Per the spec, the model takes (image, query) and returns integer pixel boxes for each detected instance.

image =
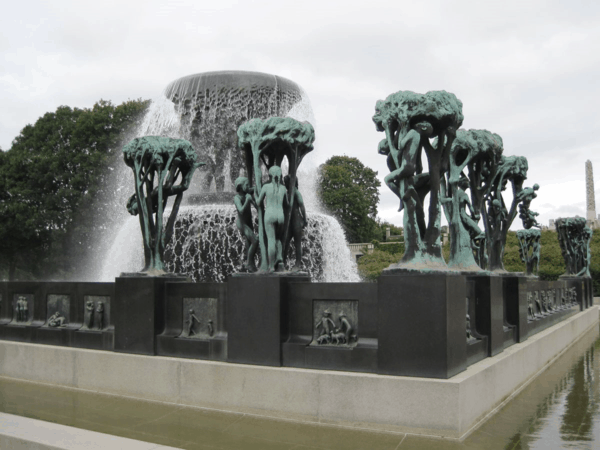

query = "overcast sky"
[2,0,600,229]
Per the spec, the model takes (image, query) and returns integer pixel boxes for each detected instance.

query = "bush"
[357,228,600,294]
[357,250,401,281]
[374,242,405,255]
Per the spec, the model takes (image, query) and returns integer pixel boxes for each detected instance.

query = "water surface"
[0,325,599,449]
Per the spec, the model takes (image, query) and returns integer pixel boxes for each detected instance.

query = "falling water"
[96,71,360,282]
[101,207,360,282]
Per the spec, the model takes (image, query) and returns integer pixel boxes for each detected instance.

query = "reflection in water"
[560,351,595,442]
[499,326,599,450]
[401,325,600,449]
[0,325,600,450]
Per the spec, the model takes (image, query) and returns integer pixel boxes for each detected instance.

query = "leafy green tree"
[0,99,149,280]
[318,156,380,243]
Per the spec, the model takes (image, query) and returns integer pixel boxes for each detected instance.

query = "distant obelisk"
[586,160,596,221]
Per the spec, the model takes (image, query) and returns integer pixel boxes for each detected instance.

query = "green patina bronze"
[237,117,314,273]
[373,90,463,270]
[516,180,542,276]
[517,228,541,276]
[234,176,258,272]
[483,155,529,271]
[518,184,541,230]
[444,129,503,270]
[555,217,592,277]
[123,136,204,275]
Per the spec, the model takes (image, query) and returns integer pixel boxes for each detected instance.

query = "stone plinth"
[114,275,187,355]
[227,273,310,366]
[377,272,467,379]
[0,307,595,440]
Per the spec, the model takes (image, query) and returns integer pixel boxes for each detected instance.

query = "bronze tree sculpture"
[237,117,314,273]
[445,129,503,270]
[123,136,204,275]
[373,90,463,270]
[555,217,592,277]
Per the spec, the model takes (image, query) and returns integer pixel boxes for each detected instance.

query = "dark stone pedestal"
[73,330,114,351]
[377,272,467,379]
[114,275,187,355]
[584,277,593,308]
[281,282,378,373]
[1,325,36,342]
[468,274,504,357]
[562,277,587,311]
[504,275,529,343]
[156,282,227,361]
[518,278,579,338]
[0,282,44,342]
[227,273,309,367]
[35,327,74,346]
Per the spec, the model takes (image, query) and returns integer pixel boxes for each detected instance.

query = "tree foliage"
[361,228,600,294]
[0,99,149,280]
[318,156,380,243]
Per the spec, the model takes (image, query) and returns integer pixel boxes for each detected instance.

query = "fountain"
[0,79,595,444]
[99,71,360,282]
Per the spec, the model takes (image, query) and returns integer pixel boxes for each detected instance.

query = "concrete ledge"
[0,306,597,440]
[0,413,180,449]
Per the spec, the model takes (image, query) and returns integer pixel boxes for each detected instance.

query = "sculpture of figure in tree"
[383,121,432,215]
[441,175,486,270]
[456,178,484,241]
[517,184,541,229]
[123,136,204,275]
[237,117,314,273]
[234,177,258,272]
[373,90,464,270]
[445,129,504,270]
[517,228,541,276]
[483,155,529,271]
[284,175,307,271]
[258,166,288,273]
[555,217,592,277]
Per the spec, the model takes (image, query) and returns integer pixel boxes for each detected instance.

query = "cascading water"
[98,71,360,282]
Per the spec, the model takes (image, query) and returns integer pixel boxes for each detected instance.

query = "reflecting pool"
[0,324,599,449]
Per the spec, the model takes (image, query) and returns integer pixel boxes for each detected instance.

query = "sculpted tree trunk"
[237,117,314,273]
[556,217,592,277]
[123,136,203,275]
[484,155,528,272]
[373,90,463,270]
[444,129,503,270]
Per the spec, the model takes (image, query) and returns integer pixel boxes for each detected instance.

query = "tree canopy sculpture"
[444,129,503,270]
[516,228,541,276]
[515,183,541,276]
[123,136,204,275]
[373,90,463,269]
[237,117,314,273]
[555,217,592,277]
[482,155,529,271]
